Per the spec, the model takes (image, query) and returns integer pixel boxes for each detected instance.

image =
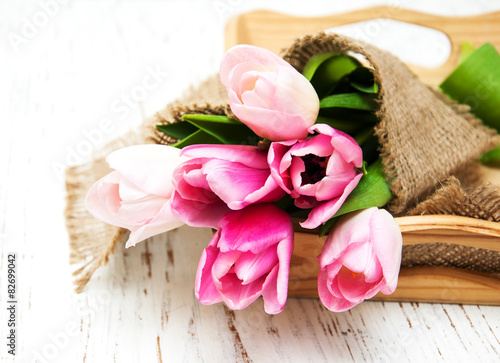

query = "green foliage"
[156,114,258,149]
[319,159,392,236]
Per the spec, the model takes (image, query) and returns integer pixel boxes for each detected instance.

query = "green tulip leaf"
[309,55,361,98]
[480,145,500,164]
[348,67,379,94]
[459,41,476,63]
[156,122,198,140]
[353,127,374,146]
[320,93,378,111]
[172,129,222,149]
[360,133,380,165]
[186,119,257,145]
[319,108,379,124]
[158,114,258,147]
[302,52,340,81]
[181,114,241,124]
[319,159,392,236]
[440,42,500,132]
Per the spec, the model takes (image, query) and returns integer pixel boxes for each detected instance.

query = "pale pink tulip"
[268,123,363,229]
[171,144,285,228]
[195,204,294,314]
[317,207,402,312]
[85,145,187,248]
[220,44,319,141]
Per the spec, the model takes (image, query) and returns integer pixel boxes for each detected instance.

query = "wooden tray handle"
[225,7,500,85]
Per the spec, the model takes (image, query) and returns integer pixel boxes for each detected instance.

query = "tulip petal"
[230,102,312,141]
[234,247,279,285]
[217,204,293,254]
[290,134,334,158]
[240,72,278,109]
[268,141,295,193]
[325,263,344,299]
[369,209,403,294]
[363,253,383,283]
[218,274,267,310]
[262,231,293,314]
[202,159,282,210]
[220,44,291,87]
[211,250,242,283]
[125,200,184,248]
[314,173,358,201]
[337,266,376,304]
[261,266,282,314]
[181,144,269,169]
[300,173,363,229]
[106,145,186,197]
[170,190,230,228]
[118,193,168,225]
[309,124,363,167]
[325,151,362,183]
[195,241,224,305]
[318,270,358,312]
[85,172,132,230]
[338,242,372,273]
[172,160,217,204]
[274,66,319,123]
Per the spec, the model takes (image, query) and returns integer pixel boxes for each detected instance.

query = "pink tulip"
[220,44,319,141]
[85,145,187,248]
[171,144,285,228]
[268,123,363,229]
[317,207,402,312]
[195,204,294,314]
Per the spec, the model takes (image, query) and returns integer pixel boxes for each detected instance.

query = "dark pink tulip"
[195,204,294,314]
[171,144,285,228]
[268,124,363,229]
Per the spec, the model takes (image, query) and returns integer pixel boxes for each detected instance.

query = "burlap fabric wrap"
[66,33,500,292]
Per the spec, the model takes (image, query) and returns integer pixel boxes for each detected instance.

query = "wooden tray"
[225,7,500,305]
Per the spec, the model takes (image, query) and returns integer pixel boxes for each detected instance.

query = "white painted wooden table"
[1,1,499,362]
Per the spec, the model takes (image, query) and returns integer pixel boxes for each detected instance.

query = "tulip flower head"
[171,144,285,228]
[220,44,320,141]
[269,123,364,229]
[85,145,187,248]
[317,207,403,312]
[195,204,294,314]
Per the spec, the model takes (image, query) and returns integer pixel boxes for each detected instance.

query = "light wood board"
[225,7,500,86]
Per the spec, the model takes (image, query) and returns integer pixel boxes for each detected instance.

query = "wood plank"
[289,266,500,305]
[225,7,500,85]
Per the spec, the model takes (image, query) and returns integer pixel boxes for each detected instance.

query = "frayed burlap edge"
[408,174,500,221]
[402,175,500,273]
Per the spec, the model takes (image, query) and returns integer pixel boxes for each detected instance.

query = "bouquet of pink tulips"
[86,44,410,313]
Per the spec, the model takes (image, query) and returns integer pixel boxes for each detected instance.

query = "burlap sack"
[66,33,500,292]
